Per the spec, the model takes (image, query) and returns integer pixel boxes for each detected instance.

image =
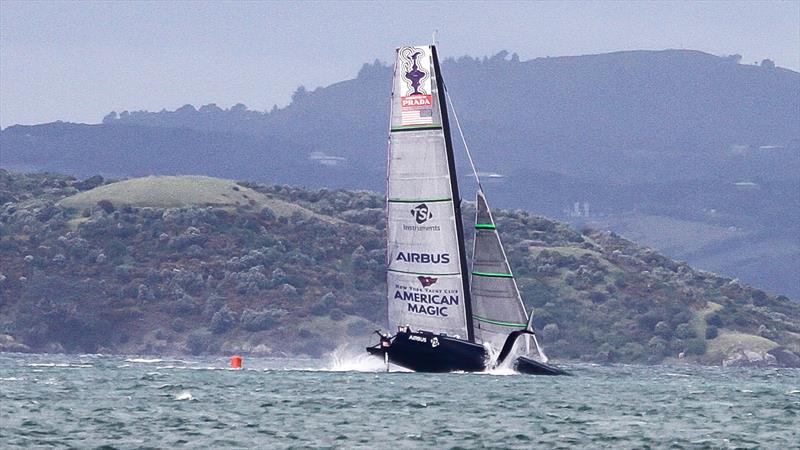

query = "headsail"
[386,45,473,340]
[470,190,530,351]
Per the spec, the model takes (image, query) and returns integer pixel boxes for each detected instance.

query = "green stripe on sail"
[388,269,460,276]
[474,315,527,328]
[475,223,496,229]
[388,198,452,203]
[472,271,514,278]
[391,125,443,132]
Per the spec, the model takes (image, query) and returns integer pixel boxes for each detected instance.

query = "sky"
[1,0,798,128]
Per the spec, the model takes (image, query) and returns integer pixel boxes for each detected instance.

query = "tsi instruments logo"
[402,203,441,232]
[411,203,433,224]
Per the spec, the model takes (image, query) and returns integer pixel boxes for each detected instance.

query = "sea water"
[0,350,797,448]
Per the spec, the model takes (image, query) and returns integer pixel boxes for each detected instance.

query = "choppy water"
[1,351,798,449]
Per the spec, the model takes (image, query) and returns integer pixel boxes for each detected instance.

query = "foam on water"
[322,345,387,372]
[174,391,193,401]
[125,358,164,364]
[0,376,25,381]
[26,363,93,368]
[479,341,523,376]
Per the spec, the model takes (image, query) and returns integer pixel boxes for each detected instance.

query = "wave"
[26,363,93,368]
[174,391,194,401]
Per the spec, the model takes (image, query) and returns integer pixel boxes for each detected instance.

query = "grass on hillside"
[707,332,778,355]
[57,175,339,223]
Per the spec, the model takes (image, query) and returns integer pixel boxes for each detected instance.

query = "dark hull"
[367,330,487,373]
[514,356,571,376]
[367,330,570,375]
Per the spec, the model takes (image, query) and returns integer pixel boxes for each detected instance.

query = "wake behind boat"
[366,44,568,376]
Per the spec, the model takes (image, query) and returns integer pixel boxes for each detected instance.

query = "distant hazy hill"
[104,50,800,184]
[1,49,798,297]
[1,171,798,368]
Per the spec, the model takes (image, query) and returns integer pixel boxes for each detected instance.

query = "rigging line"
[443,84,483,193]
[444,81,532,327]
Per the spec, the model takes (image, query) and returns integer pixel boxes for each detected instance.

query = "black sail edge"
[431,45,475,343]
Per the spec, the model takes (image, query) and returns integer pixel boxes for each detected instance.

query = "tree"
[97,199,115,214]
[291,85,308,102]
[675,323,696,339]
[654,321,672,338]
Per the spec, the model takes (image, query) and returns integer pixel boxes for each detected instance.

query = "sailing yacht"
[366,44,568,375]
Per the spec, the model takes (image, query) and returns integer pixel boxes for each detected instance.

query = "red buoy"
[230,355,243,369]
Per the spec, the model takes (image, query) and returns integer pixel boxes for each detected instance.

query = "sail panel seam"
[388,198,452,203]
[388,268,461,276]
[391,125,443,132]
[474,315,527,327]
[472,271,514,278]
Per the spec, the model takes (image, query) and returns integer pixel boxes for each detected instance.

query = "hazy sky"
[1,0,798,128]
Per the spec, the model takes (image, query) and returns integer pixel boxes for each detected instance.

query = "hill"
[1,49,798,297]
[59,175,272,209]
[57,175,327,222]
[1,171,798,367]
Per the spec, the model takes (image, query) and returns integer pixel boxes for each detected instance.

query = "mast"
[431,45,475,342]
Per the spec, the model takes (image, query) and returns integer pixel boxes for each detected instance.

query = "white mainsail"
[386,45,473,340]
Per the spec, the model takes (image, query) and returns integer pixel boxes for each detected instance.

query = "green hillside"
[58,175,330,221]
[0,170,798,367]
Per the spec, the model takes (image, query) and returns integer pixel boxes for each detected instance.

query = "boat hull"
[514,356,571,376]
[367,330,487,373]
[367,330,570,375]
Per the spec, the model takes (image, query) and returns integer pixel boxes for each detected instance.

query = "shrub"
[654,321,672,338]
[669,310,693,327]
[705,326,718,339]
[752,290,768,306]
[106,240,127,258]
[171,318,188,333]
[706,312,723,327]
[638,311,664,330]
[675,323,696,339]
[648,337,669,357]
[209,306,236,334]
[186,330,213,355]
[589,291,607,304]
[97,199,115,213]
[173,296,201,315]
[619,342,645,362]
[259,207,276,221]
[310,292,336,316]
[684,338,707,356]
[240,308,284,331]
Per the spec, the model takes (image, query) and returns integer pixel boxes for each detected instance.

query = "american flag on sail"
[400,94,434,125]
